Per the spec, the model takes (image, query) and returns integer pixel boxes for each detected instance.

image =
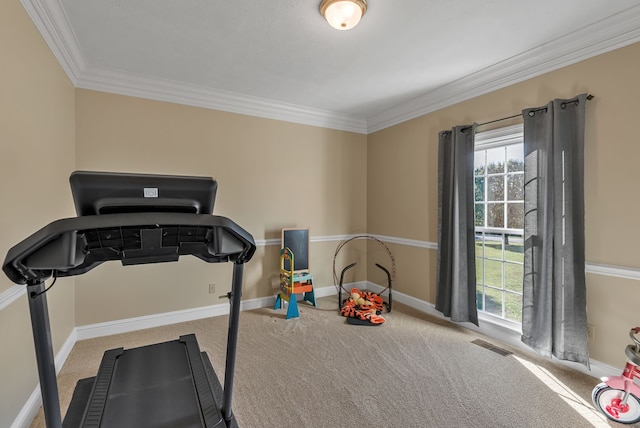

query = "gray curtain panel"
[436,124,478,326]
[521,93,589,367]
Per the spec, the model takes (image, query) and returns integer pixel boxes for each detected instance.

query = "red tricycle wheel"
[606,397,630,418]
[592,383,640,424]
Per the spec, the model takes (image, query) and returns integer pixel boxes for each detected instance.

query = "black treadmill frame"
[3,212,256,428]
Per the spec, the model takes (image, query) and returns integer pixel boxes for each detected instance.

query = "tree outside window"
[474,129,524,323]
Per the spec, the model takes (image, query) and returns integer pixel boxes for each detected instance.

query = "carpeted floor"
[30,297,632,427]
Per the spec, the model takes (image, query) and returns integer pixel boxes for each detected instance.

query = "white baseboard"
[76,285,341,340]
[11,387,41,428]
[55,329,77,376]
[76,301,233,340]
[11,329,77,428]
[363,281,618,380]
[12,281,616,427]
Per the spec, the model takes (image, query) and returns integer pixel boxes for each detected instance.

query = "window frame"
[474,124,524,326]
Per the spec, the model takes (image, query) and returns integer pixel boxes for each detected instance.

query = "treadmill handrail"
[3,212,256,285]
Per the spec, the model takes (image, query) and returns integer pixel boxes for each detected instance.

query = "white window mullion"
[474,124,524,324]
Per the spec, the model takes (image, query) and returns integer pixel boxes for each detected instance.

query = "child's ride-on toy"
[592,327,640,424]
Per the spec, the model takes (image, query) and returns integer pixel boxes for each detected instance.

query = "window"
[474,125,524,323]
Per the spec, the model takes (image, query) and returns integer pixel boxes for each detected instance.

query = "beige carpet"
[30,297,626,427]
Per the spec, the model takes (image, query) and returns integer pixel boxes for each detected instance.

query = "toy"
[274,247,316,320]
[592,327,640,424]
[333,235,394,313]
[350,289,369,307]
[340,288,385,326]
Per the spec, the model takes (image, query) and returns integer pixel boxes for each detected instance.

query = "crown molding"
[23,1,640,135]
[366,5,640,133]
[20,0,85,84]
[76,66,368,134]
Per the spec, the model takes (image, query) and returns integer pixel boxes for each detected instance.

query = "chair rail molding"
[0,284,26,312]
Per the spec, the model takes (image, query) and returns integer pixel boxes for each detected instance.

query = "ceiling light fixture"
[320,0,367,31]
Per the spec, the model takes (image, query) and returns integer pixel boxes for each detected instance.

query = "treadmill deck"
[63,334,236,428]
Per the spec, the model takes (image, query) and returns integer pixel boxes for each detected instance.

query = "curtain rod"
[472,94,594,128]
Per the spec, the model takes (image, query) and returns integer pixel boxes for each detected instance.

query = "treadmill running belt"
[78,335,225,428]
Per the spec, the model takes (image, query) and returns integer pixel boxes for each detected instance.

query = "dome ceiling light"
[320,0,367,31]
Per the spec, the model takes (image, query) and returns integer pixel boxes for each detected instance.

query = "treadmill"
[2,171,256,428]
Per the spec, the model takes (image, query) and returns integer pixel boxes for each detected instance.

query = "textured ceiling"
[23,0,640,132]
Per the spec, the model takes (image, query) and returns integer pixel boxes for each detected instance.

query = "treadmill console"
[70,170,218,216]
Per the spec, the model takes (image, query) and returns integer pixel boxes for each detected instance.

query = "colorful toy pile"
[340,288,386,326]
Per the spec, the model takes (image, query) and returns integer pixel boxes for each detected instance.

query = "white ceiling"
[23,0,640,133]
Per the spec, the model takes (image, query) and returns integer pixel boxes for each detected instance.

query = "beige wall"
[367,41,640,368]
[0,0,76,426]
[3,0,640,422]
[73,90,367,324]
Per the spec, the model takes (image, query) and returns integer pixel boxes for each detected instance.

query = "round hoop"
[332,235,396,293]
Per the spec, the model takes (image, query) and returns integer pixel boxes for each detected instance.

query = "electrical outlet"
[587,324,595,341]
[208,283,216,294]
